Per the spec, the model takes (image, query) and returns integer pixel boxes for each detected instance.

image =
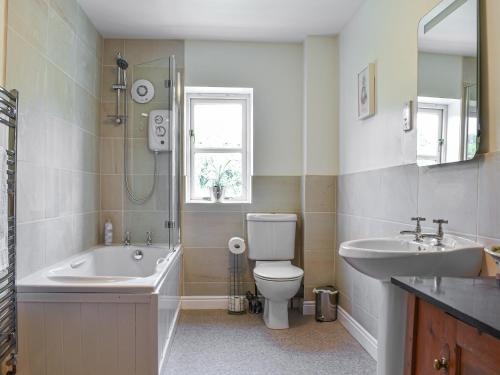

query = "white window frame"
[184,87,253,204]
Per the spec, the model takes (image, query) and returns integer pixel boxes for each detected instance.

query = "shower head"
[116,54,129,70]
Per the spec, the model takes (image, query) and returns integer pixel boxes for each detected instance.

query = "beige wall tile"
[102,39,125,66]
[49,0,77,28]
[100,138,124,175]
[45,62,75,122]
[100,102,124,138]
[6,32,46,109]
[244,176,301,213]
[75,84,100,135]
[184,247,253,283]
[182,211,243,248]
[124,39,185,67]
[8,0,48,53]
[305,175,336,213]
[303,212,336,251]
[9,0,102,279]
[101,66,117,102]
[303,249,335,286]
[72,212,99,253]
[76,39,99,96]
[75,4,101,57]
[47,8,76,79]
[101,174,123,210]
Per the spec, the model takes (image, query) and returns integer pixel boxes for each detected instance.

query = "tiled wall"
[7,0,102,279]
[181,176,302,296]
[336,154,500,338]
[302,175,337,301]
[99,39,184,244]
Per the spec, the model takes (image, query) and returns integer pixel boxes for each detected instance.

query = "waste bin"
[313,286,338,322]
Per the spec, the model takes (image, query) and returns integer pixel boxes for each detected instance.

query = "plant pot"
[211,185,225,202]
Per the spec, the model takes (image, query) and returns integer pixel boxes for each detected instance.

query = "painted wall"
[339,0,442,175]
[7,0,102,279]
[185,40,303,176]
[418,52,463,99]
[336,0,500,341]
[303,36,339,176]
[0,0,6,86]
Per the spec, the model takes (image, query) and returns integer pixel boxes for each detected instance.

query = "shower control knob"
[156,126,166,137]
[154,115,163,124]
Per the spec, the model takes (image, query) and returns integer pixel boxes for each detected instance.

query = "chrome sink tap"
[146,231,153,246]
[422,219,448,246]
[124,231,131,246]
[400,217,426,242]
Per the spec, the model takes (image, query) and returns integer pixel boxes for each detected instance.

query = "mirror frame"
[416,0,481,167]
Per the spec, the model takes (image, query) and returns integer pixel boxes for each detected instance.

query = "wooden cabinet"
[405,294,500,375]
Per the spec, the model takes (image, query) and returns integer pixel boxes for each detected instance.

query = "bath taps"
[146,231,153,246]
[400,217,426,242]
[124,231,131,246]
[421,219,448,246]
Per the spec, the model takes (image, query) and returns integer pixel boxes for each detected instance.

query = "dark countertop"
[391,276,500,340]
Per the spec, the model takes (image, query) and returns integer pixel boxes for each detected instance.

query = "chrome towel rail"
[0,85,18,367]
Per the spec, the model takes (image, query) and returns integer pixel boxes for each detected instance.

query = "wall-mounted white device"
[148,110,170,152]
[403,100,413,132]
[131,79,155,104]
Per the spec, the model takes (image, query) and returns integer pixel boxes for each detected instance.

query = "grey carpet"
[164,310,376,375]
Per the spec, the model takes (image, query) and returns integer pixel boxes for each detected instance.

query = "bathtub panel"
[117,304,136,375]
[81,303,101,375]
[136,302,156,375]
[96,303,119,375]
[44,303,64,375]
[18,303,46,375]
[61,304,83,375]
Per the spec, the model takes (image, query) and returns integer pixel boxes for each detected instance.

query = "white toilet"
[247,213,304,329]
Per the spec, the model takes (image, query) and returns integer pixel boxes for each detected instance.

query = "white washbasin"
[339,235,483,280]
[339,234,484,375]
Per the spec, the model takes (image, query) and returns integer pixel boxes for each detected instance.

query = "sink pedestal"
[377,281,407,375]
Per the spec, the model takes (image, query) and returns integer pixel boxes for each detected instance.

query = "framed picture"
[358,63,375,120]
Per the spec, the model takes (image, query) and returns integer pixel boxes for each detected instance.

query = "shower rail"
[0,84,18,366]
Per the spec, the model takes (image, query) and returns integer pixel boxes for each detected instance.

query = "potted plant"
[198,158,241,202]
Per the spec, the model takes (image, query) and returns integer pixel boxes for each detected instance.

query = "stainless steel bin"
[313,286,338,322]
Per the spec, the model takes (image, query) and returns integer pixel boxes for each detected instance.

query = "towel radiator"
[0,85,18,369]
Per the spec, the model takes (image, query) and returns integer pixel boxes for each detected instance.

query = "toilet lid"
[254,263,303,281]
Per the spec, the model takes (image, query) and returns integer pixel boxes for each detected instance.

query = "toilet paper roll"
[228,237,246,255]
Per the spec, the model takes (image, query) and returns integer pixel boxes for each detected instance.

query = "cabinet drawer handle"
[433,357,449,371]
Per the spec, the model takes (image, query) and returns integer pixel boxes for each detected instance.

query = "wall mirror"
[416,0,480,166]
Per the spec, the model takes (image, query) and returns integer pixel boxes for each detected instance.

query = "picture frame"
[357,63,376,120]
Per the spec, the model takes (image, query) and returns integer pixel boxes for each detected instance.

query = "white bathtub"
[17,244,183,375]
[19,244,179,294]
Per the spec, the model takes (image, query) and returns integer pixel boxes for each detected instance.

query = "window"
[185,87,253,203]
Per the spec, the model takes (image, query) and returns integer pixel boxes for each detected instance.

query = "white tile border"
[181,295,228,310]
[303,300,378,361]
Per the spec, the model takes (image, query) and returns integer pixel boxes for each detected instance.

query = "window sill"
[185,199,251,205]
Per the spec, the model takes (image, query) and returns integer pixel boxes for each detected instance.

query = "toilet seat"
[254,262,303,282]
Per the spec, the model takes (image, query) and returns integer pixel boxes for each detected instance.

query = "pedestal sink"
[339,235,483,375]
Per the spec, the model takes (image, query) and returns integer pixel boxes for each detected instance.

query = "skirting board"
[181,296,228,310]
[303,300,378,361]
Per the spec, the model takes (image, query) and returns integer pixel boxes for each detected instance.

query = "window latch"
[189,129,195,143]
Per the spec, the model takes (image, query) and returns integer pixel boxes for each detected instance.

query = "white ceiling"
[77,0,365,42]
[419,0,477,56]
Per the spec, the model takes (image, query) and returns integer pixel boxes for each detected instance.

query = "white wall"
[185,40,303,176]
[339,0,442,175]
[418,52,463,99]
[303,36,339,175]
